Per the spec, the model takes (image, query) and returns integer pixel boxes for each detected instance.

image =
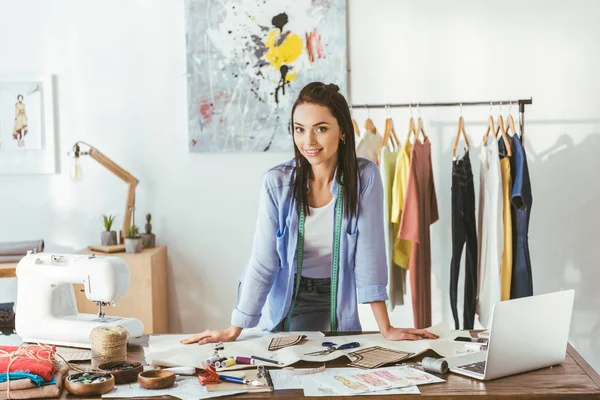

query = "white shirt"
[476,139,504,328]
[301,197,335,279]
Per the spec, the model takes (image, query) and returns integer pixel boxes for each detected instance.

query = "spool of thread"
[216,359,236,369]
[206,355,221,365]
[211,357,227,367]
[89,326,128,369]
[235,357,255,365]
[421,357,449,374]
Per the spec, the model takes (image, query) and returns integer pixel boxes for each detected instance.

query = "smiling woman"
[291,83,358,217]
[181,82,438,345]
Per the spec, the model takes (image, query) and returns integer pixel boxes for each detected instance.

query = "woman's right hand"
[180,325,242,345]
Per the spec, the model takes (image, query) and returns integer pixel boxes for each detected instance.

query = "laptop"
[448,290,575,381]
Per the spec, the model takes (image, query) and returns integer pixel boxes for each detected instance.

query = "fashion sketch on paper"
[12,94,28,147]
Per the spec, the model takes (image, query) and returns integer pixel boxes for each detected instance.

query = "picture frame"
[0,74,57,175]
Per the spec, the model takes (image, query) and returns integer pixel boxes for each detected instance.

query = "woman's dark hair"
[290,82,358,218]
[17,94,23,101]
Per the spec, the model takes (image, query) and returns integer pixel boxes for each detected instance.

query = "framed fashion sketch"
[0,74,57,174]
[185,0,348,152]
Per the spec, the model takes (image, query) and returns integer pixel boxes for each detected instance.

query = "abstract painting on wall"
[185,0,347,152]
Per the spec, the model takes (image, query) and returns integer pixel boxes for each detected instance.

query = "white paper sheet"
[270,367,416,391]
[311,365,445,395]
[144,330,269,359]
[303,376,420,397]
[429,339,483,358]
[427,328,486,358]
[146,334,191,354]
[269,369,313,390]
[145,330,328,370]
[147,329,323,355]
[102,376,247,399]
[144,324,457,370]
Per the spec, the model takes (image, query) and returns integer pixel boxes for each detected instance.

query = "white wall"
[0,0,598,372]
[0,0,288,333]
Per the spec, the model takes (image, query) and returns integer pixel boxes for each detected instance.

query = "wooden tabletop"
[61,335,600,400]
[0,261,17,278]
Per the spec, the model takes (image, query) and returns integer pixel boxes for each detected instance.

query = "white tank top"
[301,197,335,278]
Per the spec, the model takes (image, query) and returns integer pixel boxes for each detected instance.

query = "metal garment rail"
[350,98,533,139]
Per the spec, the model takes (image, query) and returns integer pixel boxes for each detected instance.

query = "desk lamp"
[69,141,139,244]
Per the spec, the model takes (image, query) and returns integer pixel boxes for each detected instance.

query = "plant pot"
[140,233,155,249]
[101,231,117,246]
[125,238,142,254]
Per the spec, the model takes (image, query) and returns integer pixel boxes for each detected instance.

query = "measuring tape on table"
[281,364,326,375]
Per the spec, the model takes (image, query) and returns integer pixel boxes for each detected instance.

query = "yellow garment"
[390,139,413,268]
[381,147,405,309]
[500,157,513,301]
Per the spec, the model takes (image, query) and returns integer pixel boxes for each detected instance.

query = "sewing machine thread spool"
[216,359,236,368]
[235,357,254,365]
[206,355,221,365]
[89,326,128,369]
[211,357,227,367]
[420,357,449,374]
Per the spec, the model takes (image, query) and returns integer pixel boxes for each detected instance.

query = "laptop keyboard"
[457,361,486,375]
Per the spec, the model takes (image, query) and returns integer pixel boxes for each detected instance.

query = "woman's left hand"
[382,327,438,341]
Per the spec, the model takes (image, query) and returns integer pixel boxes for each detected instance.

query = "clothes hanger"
[495,102,513,157]
[482,102,496,145]
[382,105,400,150]
[415,103,428,143]
[389,117,400,149]
[505,100,518,138]
[406,104,418,144]
[452,103,470,159]
[363,106,377,134]
[349,106,360,137]
[382,106,392,150]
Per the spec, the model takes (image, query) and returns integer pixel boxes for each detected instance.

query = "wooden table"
[61,334,600,400]
[0,261,17,278]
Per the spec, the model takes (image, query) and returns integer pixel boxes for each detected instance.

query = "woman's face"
[17,96,23,102]
[293,103,343,167]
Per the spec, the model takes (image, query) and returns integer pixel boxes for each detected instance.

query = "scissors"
[304,341,360,356]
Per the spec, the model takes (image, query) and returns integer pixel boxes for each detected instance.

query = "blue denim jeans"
[276,276,332,332]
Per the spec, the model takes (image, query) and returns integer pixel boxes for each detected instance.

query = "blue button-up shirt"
[231,158,388,332]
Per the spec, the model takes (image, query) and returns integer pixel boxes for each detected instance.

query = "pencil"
[251,355,283,365]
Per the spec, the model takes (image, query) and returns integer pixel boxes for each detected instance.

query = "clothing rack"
[350,98,533,139]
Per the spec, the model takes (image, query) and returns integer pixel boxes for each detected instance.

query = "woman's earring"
[341,135,346,145]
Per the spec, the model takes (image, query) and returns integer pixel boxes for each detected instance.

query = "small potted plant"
[125,225,142,254]
[141,213,156,249]
[101,214,117,246]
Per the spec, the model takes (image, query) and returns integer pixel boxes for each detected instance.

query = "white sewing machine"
[15,252,144,348]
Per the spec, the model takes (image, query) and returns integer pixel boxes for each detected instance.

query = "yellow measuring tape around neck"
[284,183,343,332]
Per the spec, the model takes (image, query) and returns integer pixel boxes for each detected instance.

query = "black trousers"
[450,153,478,330]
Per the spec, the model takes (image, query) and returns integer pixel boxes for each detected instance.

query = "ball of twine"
[89,326,129,369]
